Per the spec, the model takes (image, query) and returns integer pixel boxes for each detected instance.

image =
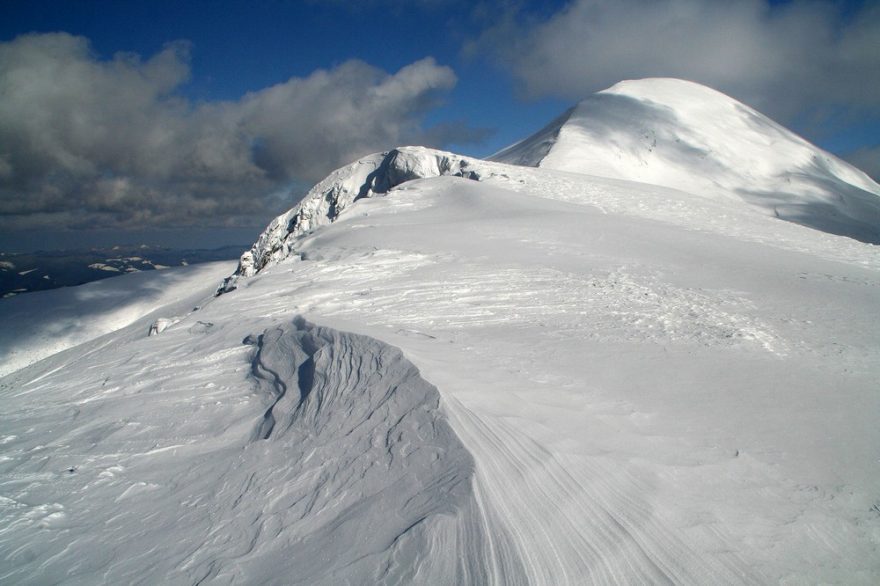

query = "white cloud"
[237,58,458,182]
[0,33,467,231]
[476,0,880,123]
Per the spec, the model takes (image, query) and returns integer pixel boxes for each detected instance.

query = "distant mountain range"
[0,244,246,298]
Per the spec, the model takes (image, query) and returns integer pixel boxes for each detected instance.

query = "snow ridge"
[226,146,487,288]
[489,108,574,167]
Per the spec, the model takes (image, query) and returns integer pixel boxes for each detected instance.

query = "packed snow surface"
[492,78,880,244]
[2,81,880,583]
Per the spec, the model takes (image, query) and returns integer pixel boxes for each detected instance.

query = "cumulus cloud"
[0,33,467,231]
[474,0,880,124]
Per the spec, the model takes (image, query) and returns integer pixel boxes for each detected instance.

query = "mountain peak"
[493,78,880,243]
[601,77,735,100]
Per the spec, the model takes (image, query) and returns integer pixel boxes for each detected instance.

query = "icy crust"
[493,78,880,244]
[229,146,486,285]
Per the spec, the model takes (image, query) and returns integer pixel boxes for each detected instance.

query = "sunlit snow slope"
[2,144,878,583]
[492,78,880,244]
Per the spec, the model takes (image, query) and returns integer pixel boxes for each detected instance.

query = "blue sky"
[0,1,573,155]
[1,0,878,250]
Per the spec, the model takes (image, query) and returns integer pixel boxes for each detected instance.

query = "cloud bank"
[475,0,880,127]
[0,33,469,231]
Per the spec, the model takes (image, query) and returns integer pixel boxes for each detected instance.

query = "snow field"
[241,172,878,582]
[1,144,878,582]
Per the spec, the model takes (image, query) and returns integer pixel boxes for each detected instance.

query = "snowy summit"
[1,79,879,584]
[493,78,880,244]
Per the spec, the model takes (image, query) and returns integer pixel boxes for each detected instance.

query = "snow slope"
[2,143,878,583]
[0,261,236,377]
[492,78,880,244]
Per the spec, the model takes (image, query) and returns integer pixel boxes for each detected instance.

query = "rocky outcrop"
[221,146,486,292]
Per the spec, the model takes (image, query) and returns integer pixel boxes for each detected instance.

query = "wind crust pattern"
[233,317,506,584]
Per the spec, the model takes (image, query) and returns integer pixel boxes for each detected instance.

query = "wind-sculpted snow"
[216,319,497,583]
[493,78,880,243]
[444,400,765,584]
[0,316,516,584]
[236,175,879,583]
[227,146,488,286]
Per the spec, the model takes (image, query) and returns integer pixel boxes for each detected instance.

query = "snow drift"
[0,317,509,583]
[225,318,494,584]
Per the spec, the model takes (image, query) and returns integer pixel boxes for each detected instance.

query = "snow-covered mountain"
[1,80,879,584]
[492,78,880,244]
